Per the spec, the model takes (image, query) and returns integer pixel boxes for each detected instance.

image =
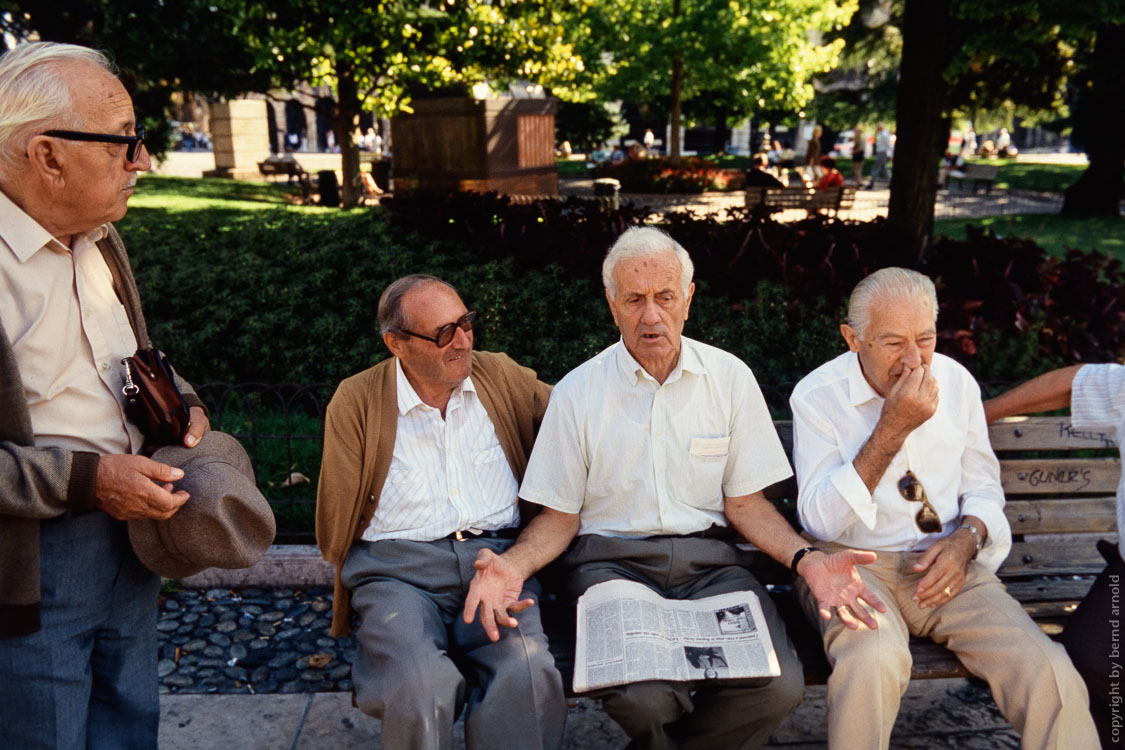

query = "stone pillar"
[204,99,271,180]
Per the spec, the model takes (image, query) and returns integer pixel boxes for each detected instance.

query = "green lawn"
[127,174,332,214]
[968,159,1089,193]
[556,158,594,177]
[934,213,1125,260]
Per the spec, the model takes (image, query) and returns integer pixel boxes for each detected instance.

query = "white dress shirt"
[0,189,141,456]
[360,359,520,541]
[520,337,793,537]
[1071,364,1125,560]
[790,351,1010,572]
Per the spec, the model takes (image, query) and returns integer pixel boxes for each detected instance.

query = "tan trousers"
[796,542,1098,750]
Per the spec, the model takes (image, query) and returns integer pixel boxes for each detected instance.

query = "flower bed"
[595,156,745,194]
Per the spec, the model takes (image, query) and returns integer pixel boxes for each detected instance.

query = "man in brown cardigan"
[316,274,565,750]
[0,43,208,749]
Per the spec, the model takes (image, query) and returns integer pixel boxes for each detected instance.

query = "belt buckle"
[454,529,467,542]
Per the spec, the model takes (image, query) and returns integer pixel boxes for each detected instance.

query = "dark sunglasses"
[40,124,146,163]
[897,470,942,533]
[394,310,476,348]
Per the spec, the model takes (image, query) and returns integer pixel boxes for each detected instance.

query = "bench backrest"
[745,186,849,211]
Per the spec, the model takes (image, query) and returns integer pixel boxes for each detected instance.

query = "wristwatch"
[958,523,984,558]
[790,545,822,574]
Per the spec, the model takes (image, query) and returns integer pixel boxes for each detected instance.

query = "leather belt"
[444,527,521,542]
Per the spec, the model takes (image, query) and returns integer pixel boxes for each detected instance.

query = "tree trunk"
[668,0,683,165]
[670,55,684,165]
[886,0,952,261]
[1062,23,1125,215]
[712,102,728,155]
[334,70,362,209]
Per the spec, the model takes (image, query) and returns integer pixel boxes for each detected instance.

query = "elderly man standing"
[0,42,209,749]
[316,274,565,750]
[464,226,884,750]
[789,266,1097,749]
[985,364,1125,747]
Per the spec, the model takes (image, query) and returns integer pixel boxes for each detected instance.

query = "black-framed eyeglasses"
[897,470,942,533]
[394,310,477,348]
[40,124,146,162]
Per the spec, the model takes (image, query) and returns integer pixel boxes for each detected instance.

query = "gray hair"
[602,227,694,298]
[0,42,117,172]
[377,274,459,336]
[846,267,938,340]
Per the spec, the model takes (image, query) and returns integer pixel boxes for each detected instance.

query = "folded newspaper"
[573,579,781,693]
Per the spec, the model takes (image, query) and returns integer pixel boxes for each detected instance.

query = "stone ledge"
[177,545,333,588]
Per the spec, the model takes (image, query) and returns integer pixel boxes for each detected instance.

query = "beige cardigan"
[315,351,551,636]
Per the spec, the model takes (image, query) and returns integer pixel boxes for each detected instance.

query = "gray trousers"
[563,535,805,750]
[342,537,566,750]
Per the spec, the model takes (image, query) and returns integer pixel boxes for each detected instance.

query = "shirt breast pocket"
[683,436,730,510]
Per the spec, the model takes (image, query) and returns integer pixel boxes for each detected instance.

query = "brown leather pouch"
[121,348,190,448]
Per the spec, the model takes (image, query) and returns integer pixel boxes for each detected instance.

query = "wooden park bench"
[948,162,1000,192]
[744,185,857,216]
[258,156,311,186]
[542,415,1118,687]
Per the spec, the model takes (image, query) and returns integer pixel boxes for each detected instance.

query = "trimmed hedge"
[118,193,1125,402]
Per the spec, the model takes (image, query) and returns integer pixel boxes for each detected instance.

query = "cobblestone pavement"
[157,586,352,695]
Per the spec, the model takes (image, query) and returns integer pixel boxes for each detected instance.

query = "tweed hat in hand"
[128,430,276,578]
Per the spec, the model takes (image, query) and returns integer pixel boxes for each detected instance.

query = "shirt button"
[100,362,109,371]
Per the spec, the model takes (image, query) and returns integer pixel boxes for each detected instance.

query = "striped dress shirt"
[360,359,520,541]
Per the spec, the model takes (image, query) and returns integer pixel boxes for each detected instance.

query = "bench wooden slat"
[1005,497,1117,533]
[989,417,1119,450]
[997,534,1112,576]
[1005,578,1095,602]
[1021,600,1081,619]
[1001,458,1120,494]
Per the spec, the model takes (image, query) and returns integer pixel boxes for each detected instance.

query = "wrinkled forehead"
[867,292,936,338]
[613,251,683,293]
[65,62,135,131]
[401,282,466,328]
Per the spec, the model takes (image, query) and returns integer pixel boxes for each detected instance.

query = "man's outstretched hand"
[801,548,887,630]
[462,547,535,642]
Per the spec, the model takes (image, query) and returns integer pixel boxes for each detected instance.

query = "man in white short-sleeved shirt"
[790,267,1096,750]
[985,363,1125,747]
[462,226,886,750]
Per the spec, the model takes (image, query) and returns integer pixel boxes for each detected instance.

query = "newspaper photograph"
[573,579,782,693]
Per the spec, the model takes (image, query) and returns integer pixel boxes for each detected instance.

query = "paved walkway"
[158,680,1021,749]
[151,151,1067,224]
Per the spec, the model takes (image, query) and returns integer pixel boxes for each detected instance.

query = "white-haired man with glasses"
[316,273,565,750]
[789,266,1097,749]
[0,42,209,749]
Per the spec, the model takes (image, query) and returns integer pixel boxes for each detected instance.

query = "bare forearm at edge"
[982,365,1081,423]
